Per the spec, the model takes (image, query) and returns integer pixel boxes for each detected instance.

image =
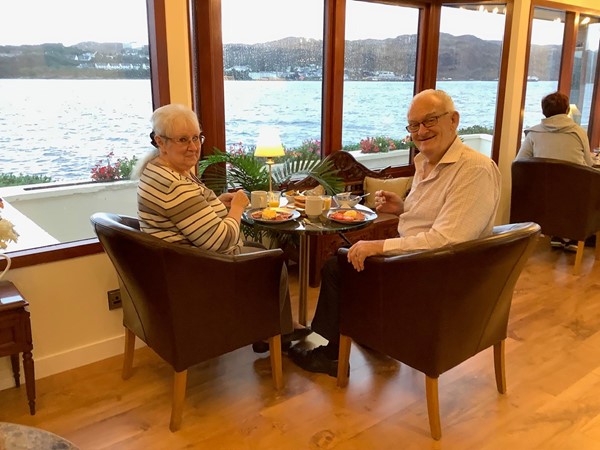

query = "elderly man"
[289,89,501,376]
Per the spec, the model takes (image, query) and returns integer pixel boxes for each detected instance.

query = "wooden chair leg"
[122,328,135,380]
[595,231,600,260]
[494,340,506,394]
[169,370,188,432]
[269,334,283,390]
[573,240,585,275]
[336,335,352,387]
[425,375,442,440]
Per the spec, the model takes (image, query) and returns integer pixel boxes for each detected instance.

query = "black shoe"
[564,240,579,253]
[288,345,341,377]
[252,327,312,354]
[283,327,312,343]
[550,237,565,249]
[252,340,292,354]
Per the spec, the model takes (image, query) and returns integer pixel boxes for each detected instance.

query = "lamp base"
[266,159,275,193]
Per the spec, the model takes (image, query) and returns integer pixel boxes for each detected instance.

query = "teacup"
[305,196,323,218]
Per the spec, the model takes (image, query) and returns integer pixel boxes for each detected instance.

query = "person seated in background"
[135,103,310,352]
[516,91,594,252]
[289,89,501,377]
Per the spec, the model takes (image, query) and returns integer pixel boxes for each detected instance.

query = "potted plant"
[197,147,344,255]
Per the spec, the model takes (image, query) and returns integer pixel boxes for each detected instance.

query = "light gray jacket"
[516,114,593,166]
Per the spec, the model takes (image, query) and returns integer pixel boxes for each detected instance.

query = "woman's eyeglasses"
[161,134,205,146]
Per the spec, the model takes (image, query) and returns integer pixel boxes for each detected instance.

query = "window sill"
[1,239,104,270]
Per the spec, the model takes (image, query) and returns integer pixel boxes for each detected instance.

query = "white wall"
[0,254,128,390]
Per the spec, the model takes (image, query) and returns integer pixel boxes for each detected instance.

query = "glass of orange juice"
[267,191,281,208]
[321,195,332,212]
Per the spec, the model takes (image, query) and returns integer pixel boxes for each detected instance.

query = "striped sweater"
[137,160,243,254]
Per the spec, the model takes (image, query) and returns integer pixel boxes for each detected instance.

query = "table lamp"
[254,126,285,193]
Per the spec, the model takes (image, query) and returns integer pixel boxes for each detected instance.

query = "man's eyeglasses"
[161,134,205,146]
[405,112,449,133]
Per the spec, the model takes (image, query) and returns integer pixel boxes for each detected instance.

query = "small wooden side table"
[0,280,36,414]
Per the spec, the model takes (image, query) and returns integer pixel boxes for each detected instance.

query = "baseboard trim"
[0,333,146,391]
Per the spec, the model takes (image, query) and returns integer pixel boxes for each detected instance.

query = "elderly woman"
[135,104,309,351]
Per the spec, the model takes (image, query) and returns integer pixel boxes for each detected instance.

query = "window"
[522,8,565,133]
[521,4,600,151]
[438,4,508,159]
[342,1,419,170]
[221,0,325,158]
[569,14,600,131]
[0,0,153,253]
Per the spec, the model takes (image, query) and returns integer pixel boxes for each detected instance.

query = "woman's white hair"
[151,103,201,137]
[131,104,201,179]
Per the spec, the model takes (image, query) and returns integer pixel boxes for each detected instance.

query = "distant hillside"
[0,34,563,81]
[224,33,563,81]
[0,42,150,79]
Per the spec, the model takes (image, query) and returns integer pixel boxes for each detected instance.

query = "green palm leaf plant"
[197,148,344,195]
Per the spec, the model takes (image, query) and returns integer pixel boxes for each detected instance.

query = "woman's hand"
[230,189,249,210]
[374,190,404,215]
[226,190,249,224]
[218,192,234,208]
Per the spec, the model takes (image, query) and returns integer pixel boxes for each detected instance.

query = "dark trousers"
[310,257,341,347]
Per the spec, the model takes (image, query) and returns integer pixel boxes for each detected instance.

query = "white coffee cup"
[250,190,267,208]
[305,196,323,218]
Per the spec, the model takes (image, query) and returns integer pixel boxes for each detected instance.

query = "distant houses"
[223,66,415,81]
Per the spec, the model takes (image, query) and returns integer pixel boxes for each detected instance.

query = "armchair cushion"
[363,176,413,208]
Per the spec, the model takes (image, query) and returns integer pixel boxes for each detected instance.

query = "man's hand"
[374,190,404,215]
[347,240,385,272]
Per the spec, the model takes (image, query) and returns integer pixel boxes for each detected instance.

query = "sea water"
[0,78,563,182]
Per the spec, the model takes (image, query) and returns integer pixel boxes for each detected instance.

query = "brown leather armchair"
[335,222,541,440]
[511,157,600,274]
[91,212,285,431]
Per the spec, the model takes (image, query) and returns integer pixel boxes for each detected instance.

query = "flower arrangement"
[359,136,397,154]
[0,198,19,250]
[284,139,321,160]
[91,152,139,181]
[227,141,252,156]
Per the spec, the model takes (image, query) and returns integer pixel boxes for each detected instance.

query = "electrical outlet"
[107,289,122,310]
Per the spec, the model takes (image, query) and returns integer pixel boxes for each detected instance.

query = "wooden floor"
[1,236,600,449]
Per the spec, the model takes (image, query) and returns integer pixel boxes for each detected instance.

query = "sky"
[221,1,564,46]
[0,0,149,46]
[0,0,566,47]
